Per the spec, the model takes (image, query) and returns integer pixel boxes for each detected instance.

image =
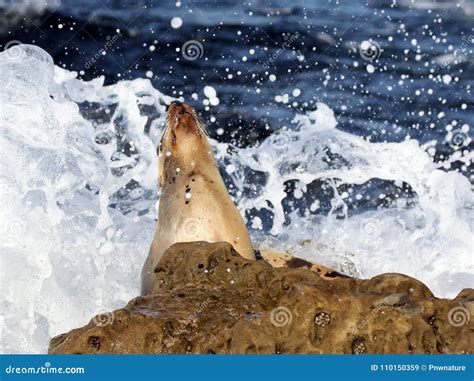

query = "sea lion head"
[158,101,212,186]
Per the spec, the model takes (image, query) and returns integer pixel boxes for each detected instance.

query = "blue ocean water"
[2,0,473,157]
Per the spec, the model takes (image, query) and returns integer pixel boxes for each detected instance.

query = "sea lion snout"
[159,102,210,178]
[167,100,192,116]
[166,101,206,141]
[166,100,183,111]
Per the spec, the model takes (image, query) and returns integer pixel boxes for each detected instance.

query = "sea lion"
[141,101,255,295]
[259,248,349,280]
[141,101,345,294]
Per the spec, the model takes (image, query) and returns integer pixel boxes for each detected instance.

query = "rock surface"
[49,242,473,354]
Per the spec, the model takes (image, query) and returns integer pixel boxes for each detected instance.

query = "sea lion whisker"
[196,116,208,137]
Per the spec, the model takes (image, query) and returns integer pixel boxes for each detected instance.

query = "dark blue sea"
[2,0,473,158]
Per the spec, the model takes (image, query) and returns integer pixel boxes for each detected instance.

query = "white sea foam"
[0,45,163,354]
[0,45,472,353]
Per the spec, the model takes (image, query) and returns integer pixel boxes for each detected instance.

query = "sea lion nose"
[166,100,183,111]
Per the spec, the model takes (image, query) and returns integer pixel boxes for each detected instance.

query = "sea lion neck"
[160,151,219,190]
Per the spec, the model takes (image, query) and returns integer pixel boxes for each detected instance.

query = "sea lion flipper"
[259,248,350,280]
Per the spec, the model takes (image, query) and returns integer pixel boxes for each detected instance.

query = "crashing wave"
[0,45,472,353]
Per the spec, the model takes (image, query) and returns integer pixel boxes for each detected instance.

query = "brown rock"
[49,241,473,354]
